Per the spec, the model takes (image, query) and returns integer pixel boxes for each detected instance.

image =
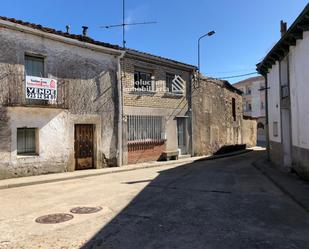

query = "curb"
[194,149,253,162]
[0,158,199,190]
[0,149,255,190]
[252,159,309,213]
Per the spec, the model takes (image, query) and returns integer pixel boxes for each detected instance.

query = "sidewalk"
[0,155,207,190]
[0,148,258,190]
[253,158,309,213]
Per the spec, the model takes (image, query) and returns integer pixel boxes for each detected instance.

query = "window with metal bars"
[17,128,37,155]
[127,115,164,142]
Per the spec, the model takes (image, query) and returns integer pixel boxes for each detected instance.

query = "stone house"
[121,49,196,164]
[192,76,256,156]
[257,3,309,180]
[0,17,124,179]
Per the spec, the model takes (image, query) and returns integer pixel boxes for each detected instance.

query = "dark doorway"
[74,124,94,170]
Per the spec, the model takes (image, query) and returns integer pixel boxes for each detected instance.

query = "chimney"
[280,20,287,37]
[65,25,70,34]
[82,26,88,37]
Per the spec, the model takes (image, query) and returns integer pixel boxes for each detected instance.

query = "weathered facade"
[192,77,256,156]
[121,50,196,164]
[0,17,123,179]
[257,4,309,180]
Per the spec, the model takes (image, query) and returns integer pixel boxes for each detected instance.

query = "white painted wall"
[7,107,70,166]
[289,31,309,150]
[267,62,281,143]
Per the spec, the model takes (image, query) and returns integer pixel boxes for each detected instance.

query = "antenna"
[101,0,156,48]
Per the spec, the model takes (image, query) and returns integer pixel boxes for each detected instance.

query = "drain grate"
[70,206,102,214]
[35,213,73,224]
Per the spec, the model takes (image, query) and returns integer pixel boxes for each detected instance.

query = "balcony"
[0,73,68,109]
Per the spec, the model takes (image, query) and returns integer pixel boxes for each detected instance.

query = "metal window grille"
[127,115,165,142]
[17,128,36,155]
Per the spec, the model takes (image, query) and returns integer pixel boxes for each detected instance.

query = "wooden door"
[75,124,94,170]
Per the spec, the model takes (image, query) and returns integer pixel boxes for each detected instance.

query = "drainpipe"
[190,70,195,157]
[264,74,270,161]
[117,50,126,167]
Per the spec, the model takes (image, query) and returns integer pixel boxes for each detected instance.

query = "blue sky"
[1,1,308,83]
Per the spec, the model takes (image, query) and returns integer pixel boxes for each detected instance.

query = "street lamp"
[198,31,215,76]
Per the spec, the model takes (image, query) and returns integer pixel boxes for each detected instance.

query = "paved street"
[1,151,309,249]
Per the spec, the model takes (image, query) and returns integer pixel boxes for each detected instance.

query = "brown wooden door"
[75,124,94,170]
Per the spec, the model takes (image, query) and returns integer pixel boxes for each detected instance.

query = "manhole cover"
[70,206,102,214]
[35,213,73,224]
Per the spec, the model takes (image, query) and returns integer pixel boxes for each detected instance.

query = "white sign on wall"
[25,76,57,101]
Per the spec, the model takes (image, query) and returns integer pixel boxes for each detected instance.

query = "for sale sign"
[25,76,57,101]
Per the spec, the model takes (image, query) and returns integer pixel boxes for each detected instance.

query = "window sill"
[163,92,184,98]
[17,154,39,159]
[128,139,166,145]
[128,90,156,96]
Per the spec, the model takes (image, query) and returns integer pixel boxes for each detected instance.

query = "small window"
[25,55,44,77]
[246,87,251,95]
[261,101,264,110]
[134,70,155,92]
[232,98,236,121]
[17,128,37,155]
[273,122,278,137]
[166,73,175,92]
[248,103,252,111]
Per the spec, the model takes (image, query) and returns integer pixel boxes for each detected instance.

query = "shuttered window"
[17,128,37,155]
[25,55,44,77]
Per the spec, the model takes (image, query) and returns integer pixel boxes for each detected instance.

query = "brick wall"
[122,54,193,164]
[128,142,166,164]
[121,56,190,109]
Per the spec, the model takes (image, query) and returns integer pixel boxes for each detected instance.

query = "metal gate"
[74,124,94,170]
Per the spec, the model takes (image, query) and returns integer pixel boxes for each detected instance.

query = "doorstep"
[0,155,208,190]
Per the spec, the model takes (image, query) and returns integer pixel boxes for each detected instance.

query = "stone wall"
[242,116,257,148]
[192,77,244,156]
[0,26,120,179]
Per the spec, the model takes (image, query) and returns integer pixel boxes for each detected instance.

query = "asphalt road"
[1,151,309,249]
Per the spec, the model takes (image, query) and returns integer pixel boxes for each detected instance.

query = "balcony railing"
[0,73,68,109]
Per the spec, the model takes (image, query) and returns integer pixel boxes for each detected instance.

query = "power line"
[218,72,259,80]
[209,68,256,75]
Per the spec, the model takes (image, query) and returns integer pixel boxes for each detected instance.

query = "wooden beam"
[269,54,280,61]
[283,37,296,46]
[273,50,284,60]
[290,32,303,40]
[297,23,309,31]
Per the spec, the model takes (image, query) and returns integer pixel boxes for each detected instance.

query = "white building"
[257,3,309,180]
[234,76,266,143]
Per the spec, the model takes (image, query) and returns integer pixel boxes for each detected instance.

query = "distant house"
[234,76,266,144]
[257,3,309,180]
